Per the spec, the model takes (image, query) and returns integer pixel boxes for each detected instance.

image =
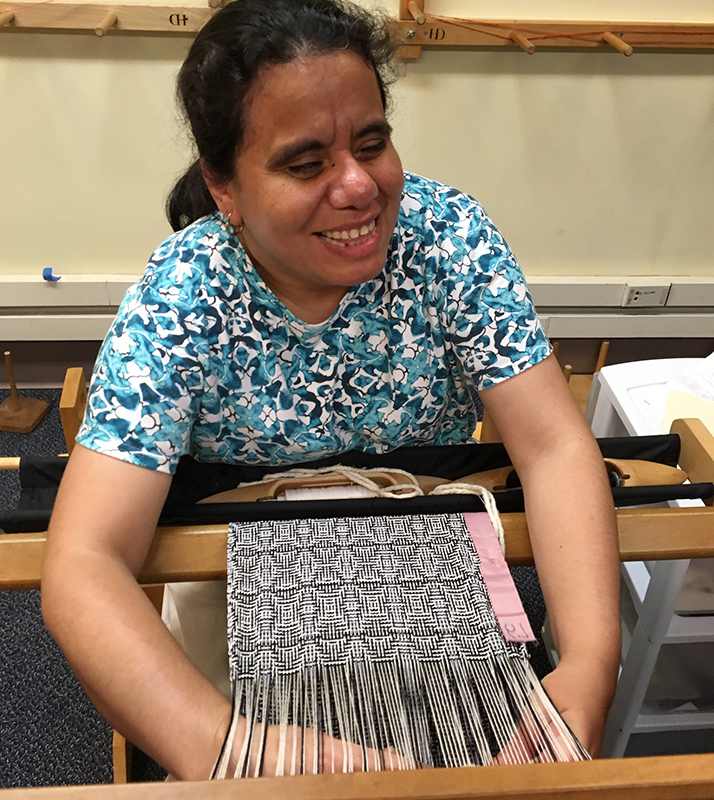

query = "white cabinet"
[587,359,714,757]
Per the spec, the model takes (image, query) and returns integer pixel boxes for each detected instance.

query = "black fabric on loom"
[2,434,711,532]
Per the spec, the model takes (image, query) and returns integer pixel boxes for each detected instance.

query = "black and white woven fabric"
[216,513,587,778]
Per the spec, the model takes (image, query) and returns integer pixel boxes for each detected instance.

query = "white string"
[430,482,506,556]
[236,466,424,499]
[234,466,506,554]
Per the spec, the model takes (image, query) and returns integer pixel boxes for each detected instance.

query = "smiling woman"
[205,52,405,322]
[40,0,621,784]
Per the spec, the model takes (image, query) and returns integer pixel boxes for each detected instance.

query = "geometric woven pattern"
[227,514,524,680]
[218,513,588,776]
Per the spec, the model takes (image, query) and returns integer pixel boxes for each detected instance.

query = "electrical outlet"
[621,283,671,308]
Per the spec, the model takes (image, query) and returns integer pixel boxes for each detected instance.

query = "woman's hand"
[42,445,233,781]
[228,720,412,777]
[481,356,621,760]
[541,657,616,758]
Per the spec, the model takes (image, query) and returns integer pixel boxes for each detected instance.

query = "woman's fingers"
[243,724,413,776]
[494,689,584,765]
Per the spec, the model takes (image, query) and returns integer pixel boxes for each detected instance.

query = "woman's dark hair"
[166,0,397,231]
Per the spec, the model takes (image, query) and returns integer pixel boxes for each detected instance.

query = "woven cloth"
[218,513,587,777]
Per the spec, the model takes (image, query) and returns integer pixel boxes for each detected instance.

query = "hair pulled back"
[167,0,397,231]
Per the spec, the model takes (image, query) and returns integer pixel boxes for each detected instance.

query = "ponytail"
[166,159,217,231]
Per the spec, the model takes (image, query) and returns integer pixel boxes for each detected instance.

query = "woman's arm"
[479,354,621,756]
[41,445,232,780]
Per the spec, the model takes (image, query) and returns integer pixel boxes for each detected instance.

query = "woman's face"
[217,51,404,320]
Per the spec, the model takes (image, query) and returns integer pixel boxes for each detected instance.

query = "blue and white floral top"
[76,172,550,473]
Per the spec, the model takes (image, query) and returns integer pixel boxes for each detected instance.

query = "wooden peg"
[0,351,49,433]
[595,340,610,373]
[510,30,535,54]
[562,364,573,384]
[407,1,426,25]
[95,11,118,36]
[0,11,15,27]
[602,31,633,56]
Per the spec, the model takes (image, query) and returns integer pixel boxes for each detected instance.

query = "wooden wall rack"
[0,0,214,35]
[1,0,714,50]
[396,0,714,58]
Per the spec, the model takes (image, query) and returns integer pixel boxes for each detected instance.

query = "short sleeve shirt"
[76,172,550,473]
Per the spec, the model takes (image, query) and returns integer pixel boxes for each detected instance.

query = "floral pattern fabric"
[76,172,550,473]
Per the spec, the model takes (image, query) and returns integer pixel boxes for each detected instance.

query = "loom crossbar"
[1,419,713,590]
[2,504,713,590]
[0,751,714,798]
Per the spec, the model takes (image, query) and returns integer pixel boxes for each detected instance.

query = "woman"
[42,0,620,781]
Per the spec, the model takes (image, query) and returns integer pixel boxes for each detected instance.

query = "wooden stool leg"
[112,730,132,783]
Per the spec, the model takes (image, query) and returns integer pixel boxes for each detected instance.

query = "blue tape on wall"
[42,268,61,282]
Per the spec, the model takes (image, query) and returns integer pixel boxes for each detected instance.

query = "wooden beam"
[0,2,212,34]
[390,17,714,54]
[1,1,714,47]
[2,752,714,799]
[3,504,712,590]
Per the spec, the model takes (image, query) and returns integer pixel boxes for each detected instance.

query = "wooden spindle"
[0,11,15,27]
[95,11,118,36]
[602,31,633,56]
[510,30,536,54]
[562,364,573,384]
[3,351,21,413]
[407,1,426,25]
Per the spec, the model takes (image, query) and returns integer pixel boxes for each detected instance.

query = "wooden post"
[595,341,611,372]
[3,352,21,413]
[59,367,87,455]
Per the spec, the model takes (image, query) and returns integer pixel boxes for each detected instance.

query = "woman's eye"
[287,161,323,178]
[359,139,388,159]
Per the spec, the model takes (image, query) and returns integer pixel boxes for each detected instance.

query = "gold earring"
[226,211,244,238]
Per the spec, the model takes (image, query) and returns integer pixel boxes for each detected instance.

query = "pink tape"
[463,512,536,643]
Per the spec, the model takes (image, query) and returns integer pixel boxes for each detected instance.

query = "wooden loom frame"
[1,417,713,797]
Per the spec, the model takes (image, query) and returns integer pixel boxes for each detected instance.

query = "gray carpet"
[0,388,549,787]
[0,389,165,786]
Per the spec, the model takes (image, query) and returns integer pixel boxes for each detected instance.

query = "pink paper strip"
[463,512,536,643]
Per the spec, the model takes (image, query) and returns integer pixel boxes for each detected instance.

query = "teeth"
[322,219,376,243]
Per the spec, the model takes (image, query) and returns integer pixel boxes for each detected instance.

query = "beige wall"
[2,0,714,279]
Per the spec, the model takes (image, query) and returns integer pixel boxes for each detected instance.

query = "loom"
[213,506,587,778]
[1,418,713,796]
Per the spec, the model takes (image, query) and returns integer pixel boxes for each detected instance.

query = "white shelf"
[591,358,714,757]
[635,711,714,733]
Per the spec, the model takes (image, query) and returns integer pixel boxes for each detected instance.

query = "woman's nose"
[327,157,378,209]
